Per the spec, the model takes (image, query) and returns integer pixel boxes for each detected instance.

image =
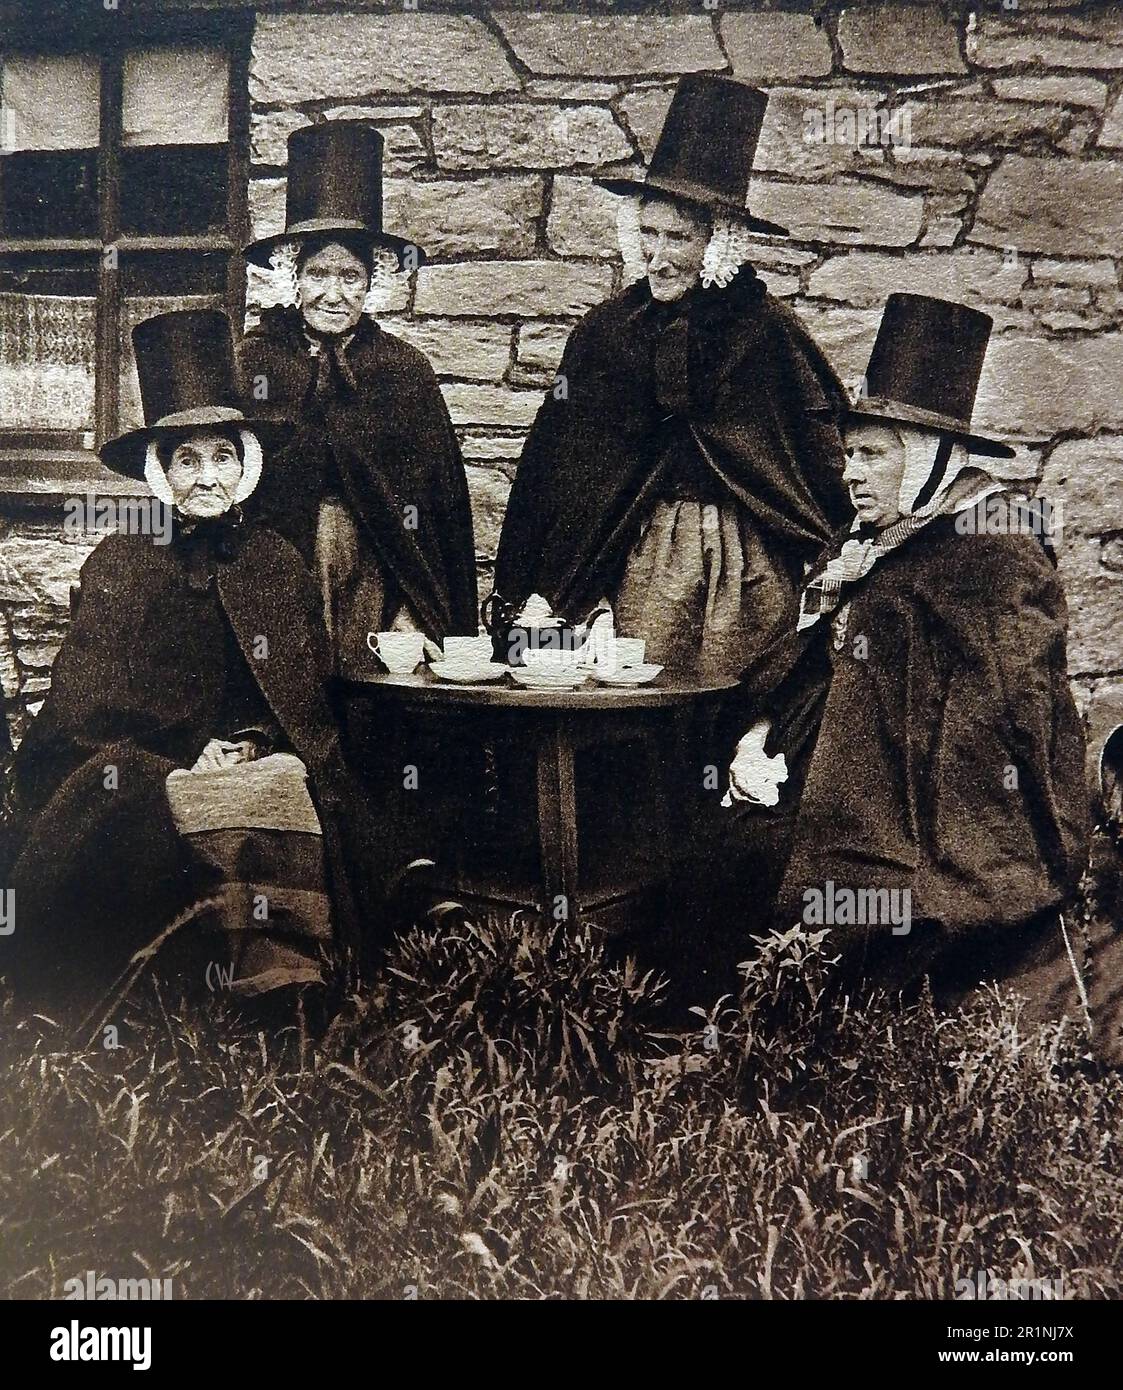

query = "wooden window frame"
[0,8,250,492]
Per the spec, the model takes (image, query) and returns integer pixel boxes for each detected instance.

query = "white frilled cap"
[143,429,264,508]
[616,195,757,291]
[256,238,409,316]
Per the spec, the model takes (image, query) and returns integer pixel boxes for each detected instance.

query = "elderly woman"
[238,121,478,674]
[695,295,1091,1025]
[4,310,394,1009]
[492,75,849,680]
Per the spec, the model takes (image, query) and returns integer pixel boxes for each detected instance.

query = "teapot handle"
[480,591,509,636]
[575,604,611,642]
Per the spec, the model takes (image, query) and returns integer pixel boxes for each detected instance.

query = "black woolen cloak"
[731,517,1089,933]
[4,525,395,1006]
[492,272,850,625]
[238,307,478,638]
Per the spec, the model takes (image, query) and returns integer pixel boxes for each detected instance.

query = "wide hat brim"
[99,406,292,481]
[595,171,789,238]
[845,396,1015,460]
[244,219,426,269]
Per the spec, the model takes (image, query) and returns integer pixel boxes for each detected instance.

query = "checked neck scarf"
[797,474,1006,632]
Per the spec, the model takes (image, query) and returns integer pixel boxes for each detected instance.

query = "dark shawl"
[493,271,850,624]
[737,517,1089,932]
[4,524,393,1005]
[238,307,478,638]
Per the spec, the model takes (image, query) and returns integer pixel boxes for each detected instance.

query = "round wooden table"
[344,669,737,927]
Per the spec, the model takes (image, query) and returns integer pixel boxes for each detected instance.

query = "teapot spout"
[572,605,612,646]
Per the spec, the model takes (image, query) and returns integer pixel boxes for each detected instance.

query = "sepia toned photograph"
[0,0,1119,1352]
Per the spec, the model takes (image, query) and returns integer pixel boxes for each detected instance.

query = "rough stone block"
[807,247,1027,309]
[906,97,1074,149]
[971,155,1123,258]
[1040,436,1123,535]
[0,536,94,606]
[756,87,909,183]
[249,177,286,240]
[747,244,819,272]
[0,555,36,603]
[1099,93,1123,148]
[385,319,512,381]
[722,12,833,82]
[1051,538,1123,676]
[751,177,925,248]
[384,177,542,260]
[839,4,966,75]
[871,145,976,194]
[441,384,545,429]
[758,270,801,299]
[516,322,573,374]
[250,15,517,104]
[460,434,524,463]
[415,262,613,318]
[433,104,631,172]
[546,177,621,259]
[917,195,969,249]
[17,640,62,670]
[494,15,723,77]
[525,79,621,101]
[789,304,884,383]
[10,605,69,642]
[969,13,1123,71]
[992,75,1108,110]
[466,464,513,562]
[976,335,1123,438]
[249,109,310,167]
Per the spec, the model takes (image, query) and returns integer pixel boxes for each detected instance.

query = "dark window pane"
[0,251,98,297]
[119,250,228,298]
[0,52,100,240]
[120,144,228,237]
[0,150,98,238]
[118,252,228,434]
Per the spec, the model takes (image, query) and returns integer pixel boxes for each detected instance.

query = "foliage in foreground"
[2,914,1122,1300]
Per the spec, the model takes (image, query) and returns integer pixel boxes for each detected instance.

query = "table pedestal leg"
[536,720,579,922]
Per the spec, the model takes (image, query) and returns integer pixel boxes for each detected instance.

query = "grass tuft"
[2,913,1121,1300]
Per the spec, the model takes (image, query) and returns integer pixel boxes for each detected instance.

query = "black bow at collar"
[173,506,248,588]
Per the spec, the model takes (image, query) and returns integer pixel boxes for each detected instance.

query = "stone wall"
[1,1,1120,751]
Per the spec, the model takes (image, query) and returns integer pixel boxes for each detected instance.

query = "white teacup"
[442,635,495,669]
[615,638,646,668]
[523,647,580,676]
[368,631,426,673]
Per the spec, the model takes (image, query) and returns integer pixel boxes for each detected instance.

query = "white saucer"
[429,661,508,684]
[591,663,664,687]
[510,668,589,689]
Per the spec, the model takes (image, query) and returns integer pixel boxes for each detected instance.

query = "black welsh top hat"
[847,293,1015,459]
[596,73,789,237]
[244,121,425,269]
[100,309,288,479]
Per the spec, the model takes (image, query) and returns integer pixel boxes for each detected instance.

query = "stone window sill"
[0,451,147,509]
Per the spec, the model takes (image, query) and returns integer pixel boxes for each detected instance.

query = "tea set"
[367,595,663,689]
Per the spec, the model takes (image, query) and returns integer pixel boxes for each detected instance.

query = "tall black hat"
[847,293,1014,459]
[244,121,424,268]
[100,309,287,479]
[596,74,788,237]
